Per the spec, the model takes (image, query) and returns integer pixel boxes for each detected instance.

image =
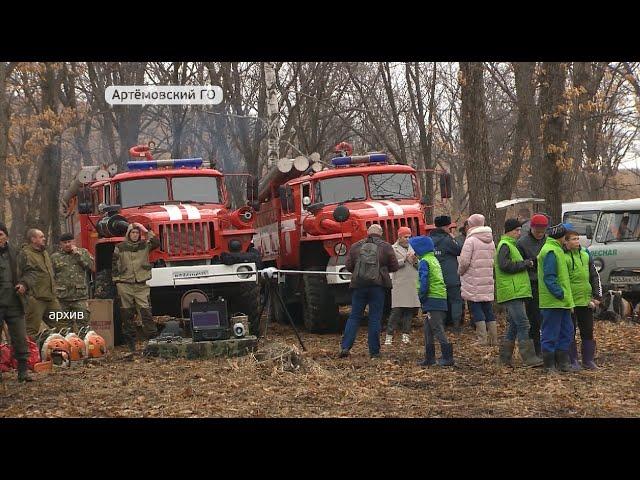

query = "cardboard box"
[88,299,114,349]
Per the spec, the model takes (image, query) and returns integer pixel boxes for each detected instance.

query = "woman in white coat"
[385,227,421,345]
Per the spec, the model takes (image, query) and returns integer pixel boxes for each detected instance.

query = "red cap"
[530,214,549,227]
[397,227,412,237]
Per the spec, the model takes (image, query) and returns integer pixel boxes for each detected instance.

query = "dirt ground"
[1,317,639,418]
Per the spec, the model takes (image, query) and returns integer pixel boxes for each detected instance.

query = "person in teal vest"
[408,235,453,367]
[495,219,542,368]
[537,224,575,373]
[564,229,602,370]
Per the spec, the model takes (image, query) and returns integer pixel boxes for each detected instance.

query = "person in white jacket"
[385,227,421,345]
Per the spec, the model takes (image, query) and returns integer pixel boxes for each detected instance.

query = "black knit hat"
[434,215,452,228]
[0,222,7,236]
[59,233,74,242]
[547,223,567,239]
[504,218,522,234]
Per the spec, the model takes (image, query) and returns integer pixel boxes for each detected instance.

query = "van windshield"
[563,210,599,235]
[595,211,640,243]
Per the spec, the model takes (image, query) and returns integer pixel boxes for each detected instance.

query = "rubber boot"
[555,350,572,373]
[384,334,393,346]
[475,321,488,345]
[437,342,454,366]
[486,321,498,346]
[518,339,543,368]
[581,339,598,370]
[543,351,557,373]
[498,339,515,366]
[120,308,137,352]
[139,308,158,340]
[569,341,582,371]
[17,359,33,382]
[419,344,436,366]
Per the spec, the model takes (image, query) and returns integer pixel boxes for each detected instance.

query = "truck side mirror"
[78,186,93,214]
[439,172,452,199]
[586,225,593,240]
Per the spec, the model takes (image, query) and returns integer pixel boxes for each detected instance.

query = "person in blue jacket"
[409,235,454,367]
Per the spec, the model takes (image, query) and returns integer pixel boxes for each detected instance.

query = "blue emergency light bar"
[127,158,203,170]
[331,154,388,167]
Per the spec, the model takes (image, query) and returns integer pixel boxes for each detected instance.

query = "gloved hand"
[525,259,534,268]
[133,222,148,233]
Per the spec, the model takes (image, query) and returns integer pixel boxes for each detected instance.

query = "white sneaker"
[384,334,393,346]
[402,334,410,344]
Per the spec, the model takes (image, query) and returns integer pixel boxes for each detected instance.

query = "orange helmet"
[84,331,107,358]
[64,333,87,361]
[41,333,71,364]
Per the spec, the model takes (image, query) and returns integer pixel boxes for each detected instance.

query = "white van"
[562,200,631,247]
[587,198,640,299]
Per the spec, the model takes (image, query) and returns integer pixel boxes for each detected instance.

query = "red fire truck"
[254,143,451,332]
[62,145,261,342]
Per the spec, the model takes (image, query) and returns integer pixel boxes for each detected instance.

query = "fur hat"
[367,224,383,236]
[504,218,522,234]
[434,215,452,228]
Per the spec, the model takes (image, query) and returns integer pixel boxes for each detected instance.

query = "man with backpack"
[339,224,399,359]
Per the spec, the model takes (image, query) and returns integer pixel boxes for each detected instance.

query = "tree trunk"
[495,62,536,233]
[264,62,280,169]
[459,62,496,230]
[0,62,16,223]
[539,62,568,224]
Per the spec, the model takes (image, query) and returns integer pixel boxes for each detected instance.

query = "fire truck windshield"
[118,178,169,208]
[172,176,221,204]
[369,173,416,200]
[315,176,366,204]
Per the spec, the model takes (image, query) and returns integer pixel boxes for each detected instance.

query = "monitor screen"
[191,311,221,328]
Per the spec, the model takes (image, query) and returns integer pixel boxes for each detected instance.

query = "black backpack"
[353,239,381,285]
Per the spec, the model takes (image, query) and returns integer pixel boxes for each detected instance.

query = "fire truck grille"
[366,217,421,244]
[159,222,214,256]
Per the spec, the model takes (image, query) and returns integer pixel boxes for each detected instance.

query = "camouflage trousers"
[24,296,61,337]
[0,305,29,362]
[58,299,90,331]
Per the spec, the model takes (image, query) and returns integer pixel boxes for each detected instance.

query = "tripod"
[257,271,306,351]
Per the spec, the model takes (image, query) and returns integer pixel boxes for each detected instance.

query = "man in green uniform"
[17,229,61,337]
[51,233,94,331]
[0,223,33,382]
[112,222,160,351]
[537,223,575,373]
[494,219,542,367]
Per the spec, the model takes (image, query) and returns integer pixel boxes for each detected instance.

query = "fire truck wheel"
[302,268,339,333]
[228,282,262,337]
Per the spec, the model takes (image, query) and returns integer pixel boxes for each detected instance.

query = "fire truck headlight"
[229,239,242,252]
[334,242,348,256]
[593,258,604,272]
[236,265,253,279]
[339,266,350,281]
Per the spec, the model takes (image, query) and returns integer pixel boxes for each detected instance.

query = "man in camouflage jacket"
[17,229,61,337]
[51,233,94,330]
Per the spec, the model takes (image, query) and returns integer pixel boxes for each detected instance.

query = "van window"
[563,210,599,235]
[595,211,640,243]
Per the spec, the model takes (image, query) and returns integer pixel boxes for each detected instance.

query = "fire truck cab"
[63,148,261,342]
[255,149,444,332]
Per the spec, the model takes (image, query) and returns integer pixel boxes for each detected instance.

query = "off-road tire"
[302,267,339,333]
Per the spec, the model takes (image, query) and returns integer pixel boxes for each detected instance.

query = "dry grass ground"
[1,318,639,418]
